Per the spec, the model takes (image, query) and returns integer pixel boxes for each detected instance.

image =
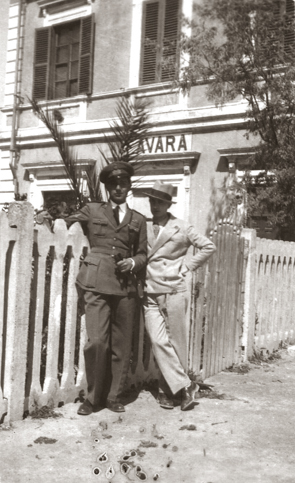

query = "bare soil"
[1,349,295,483]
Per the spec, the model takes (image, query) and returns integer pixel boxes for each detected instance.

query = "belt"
[91,247,130,257]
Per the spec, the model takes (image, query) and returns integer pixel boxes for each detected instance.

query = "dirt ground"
[1,349,295,483]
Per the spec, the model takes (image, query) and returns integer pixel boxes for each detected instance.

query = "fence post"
[241,228,257,361]
[5,202,34,421]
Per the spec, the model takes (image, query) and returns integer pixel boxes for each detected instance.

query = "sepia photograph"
[0,0,295,481]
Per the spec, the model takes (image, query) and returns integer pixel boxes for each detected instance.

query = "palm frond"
[84,166,102,202]
[100,96,151,166]
[29,98,86,207]
[29,95,151,212]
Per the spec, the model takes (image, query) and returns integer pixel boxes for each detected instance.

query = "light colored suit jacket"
[145,214,216,294]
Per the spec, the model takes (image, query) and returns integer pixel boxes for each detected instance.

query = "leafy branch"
[29,97,88,208]
[99,96,151,172]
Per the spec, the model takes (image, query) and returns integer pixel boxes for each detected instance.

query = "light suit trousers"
[143,292,191,395]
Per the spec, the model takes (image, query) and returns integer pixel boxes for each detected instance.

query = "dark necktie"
[153,223,160,238]
[113,205,120,225]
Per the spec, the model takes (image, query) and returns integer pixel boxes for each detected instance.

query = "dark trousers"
[83,291,136,406]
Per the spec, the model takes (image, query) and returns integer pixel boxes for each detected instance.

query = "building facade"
[0,0,260,235]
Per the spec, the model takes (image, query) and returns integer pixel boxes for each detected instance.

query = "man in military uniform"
[65,162,147,414]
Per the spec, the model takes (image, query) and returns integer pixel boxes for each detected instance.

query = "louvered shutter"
[161,0,180,82]
[78,14,95,95]
[140,1,160,85]
[284,0,295,54]
[33,27,52,100]
[269,0,281,49]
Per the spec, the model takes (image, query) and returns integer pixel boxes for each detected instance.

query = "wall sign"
[139,134,191,155]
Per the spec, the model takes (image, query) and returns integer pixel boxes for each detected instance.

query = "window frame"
[139,0,182,86]
[33,14,95,101]
[53,19,81,100]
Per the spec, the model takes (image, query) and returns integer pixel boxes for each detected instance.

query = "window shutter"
[140,1,160,85]
[161,0,180,82]
[284,0,295,54]
[78,14,95,95]
[33,27,52,100]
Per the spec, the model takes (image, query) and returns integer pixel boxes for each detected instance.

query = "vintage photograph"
[0,0,295,481]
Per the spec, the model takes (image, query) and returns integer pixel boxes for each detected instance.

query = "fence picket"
[27,223,53,412]
[223,226,238,370]
[212,221,226,376]
[0,212,16,421]
[213,220,228,375]
[76,314,87,390]
[189,264,206,376]
[219,222,234,372]
[60,222,89,403]
[202,224,218,379]
[201,263,212,380]
[42,220,68,406]
[233,236,247,365]
[5,203,34,420]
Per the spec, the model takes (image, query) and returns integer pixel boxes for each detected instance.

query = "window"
[269,0,295,54]
[283,0,295,53]
[33,15,94,100]
[140,0,181,85]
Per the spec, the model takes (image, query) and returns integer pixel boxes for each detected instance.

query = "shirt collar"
[110,200,127,213]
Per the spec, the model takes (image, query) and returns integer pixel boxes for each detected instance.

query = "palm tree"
[29,95,151,220]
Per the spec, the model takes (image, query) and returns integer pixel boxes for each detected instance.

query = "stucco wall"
[92,0,133,94]
[0,0,10,125]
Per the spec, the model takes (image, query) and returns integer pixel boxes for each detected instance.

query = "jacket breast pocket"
[129,219,140,232]
[93,218,107,237]
[77,256,100,289]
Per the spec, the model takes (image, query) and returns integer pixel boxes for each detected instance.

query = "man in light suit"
[143,181,216,411]
[64,162,147,415]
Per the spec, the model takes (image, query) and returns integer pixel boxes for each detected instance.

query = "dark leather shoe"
[106,399,125,413]
[77,399,93,416]
[158,392,174,409]
[181,381,199,411]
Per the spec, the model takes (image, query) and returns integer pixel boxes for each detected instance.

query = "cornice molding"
[217,147,257,158]
[217,147,257,172]
[37,0,92,16]
[0,117,247,150]
[131,152,200,175]
[22,158,96,178]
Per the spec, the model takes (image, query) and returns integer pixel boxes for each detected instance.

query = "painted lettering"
[146,137,155,153]
[155,136,164,153]
[178,134,187,151]
[138,140,145,154]
[166,135,175,152]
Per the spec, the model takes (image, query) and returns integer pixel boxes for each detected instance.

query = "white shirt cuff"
[128,258,135,271]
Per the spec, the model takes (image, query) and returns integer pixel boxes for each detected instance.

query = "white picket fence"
[1,203,295,423]
[0,202,157,422]
[254,237,295,351]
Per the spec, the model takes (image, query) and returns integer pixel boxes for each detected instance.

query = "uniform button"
[112,246,115,249]
[114,237,117,241]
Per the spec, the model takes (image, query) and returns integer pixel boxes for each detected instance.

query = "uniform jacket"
[65,202,147,296]
[146,214,216,294]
